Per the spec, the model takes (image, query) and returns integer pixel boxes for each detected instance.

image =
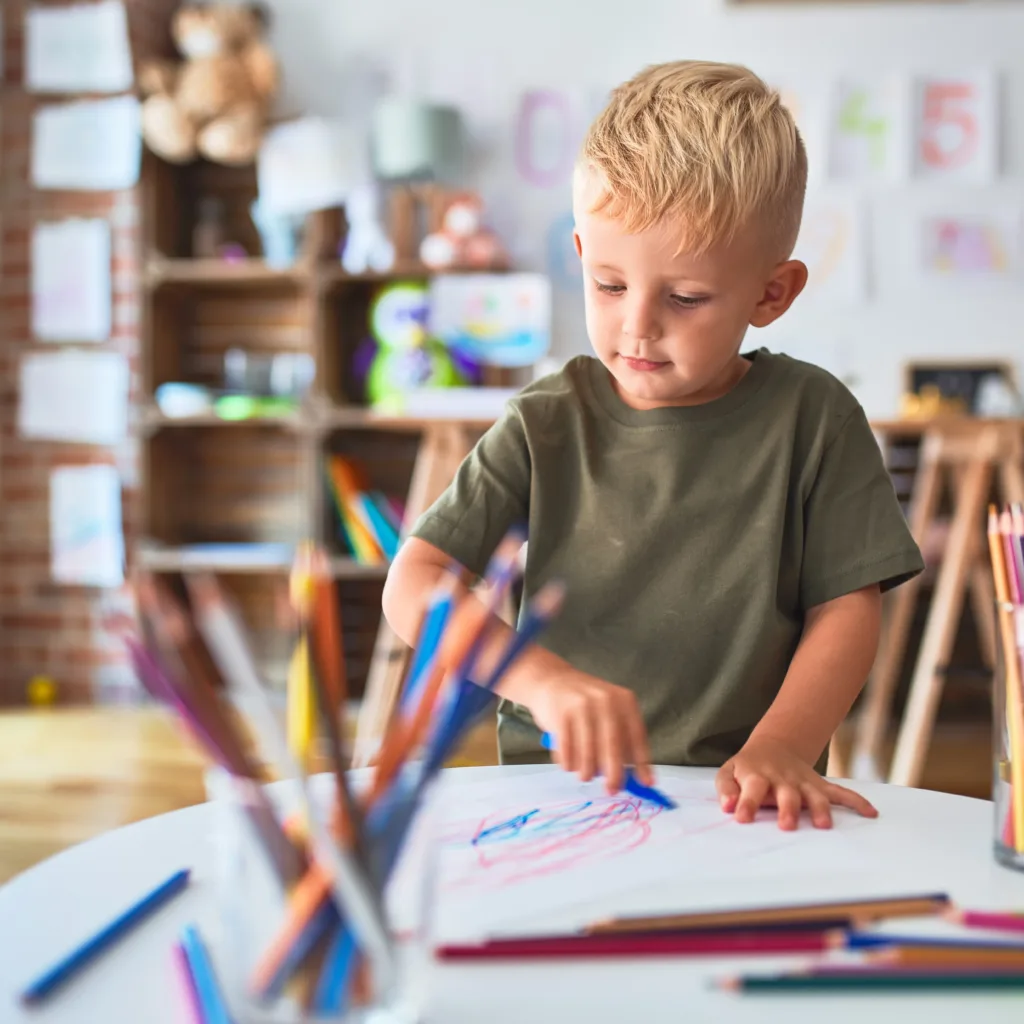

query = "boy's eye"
[671,294,707,309]
[594,281,624,294]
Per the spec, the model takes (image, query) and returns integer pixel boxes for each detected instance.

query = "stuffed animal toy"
[341,184,396,274]
[419,192,509,271]
[364,282,464,410]
[139,3,278,166]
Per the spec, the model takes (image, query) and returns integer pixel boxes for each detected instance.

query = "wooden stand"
[849,420,1024,787]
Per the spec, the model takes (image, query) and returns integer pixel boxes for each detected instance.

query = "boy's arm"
[715,584,881,830]
[382,538,652,791]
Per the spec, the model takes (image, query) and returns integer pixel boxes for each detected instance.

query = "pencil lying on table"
[588,892,951,935]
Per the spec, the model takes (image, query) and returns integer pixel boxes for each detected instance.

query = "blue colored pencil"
[20,867,191,1004]
[314,926,358,1014]
[844,931,1024,951]
[180,924,233,1024]
[539,732,676,810]
[400,578,457,712]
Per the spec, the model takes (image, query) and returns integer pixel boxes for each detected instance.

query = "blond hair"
[579,60,807,259]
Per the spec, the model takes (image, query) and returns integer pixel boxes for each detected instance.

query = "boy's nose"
[622,300,662,343]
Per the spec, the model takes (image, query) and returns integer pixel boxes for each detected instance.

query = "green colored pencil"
[720,970,1024,993]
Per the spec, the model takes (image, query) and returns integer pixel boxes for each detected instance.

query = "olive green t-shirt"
[411,349,924,770]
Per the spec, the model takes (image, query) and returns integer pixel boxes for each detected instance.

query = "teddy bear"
[139,3,278,166]
[419,192,509,271]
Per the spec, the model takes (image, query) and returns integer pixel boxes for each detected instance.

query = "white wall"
[259,0,1024,417]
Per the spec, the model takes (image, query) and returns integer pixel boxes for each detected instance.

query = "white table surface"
[3,765,1024,1024]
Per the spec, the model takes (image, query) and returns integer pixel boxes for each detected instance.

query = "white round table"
[3,765,1024,1024]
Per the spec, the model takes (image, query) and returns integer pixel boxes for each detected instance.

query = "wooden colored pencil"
[950,908,1024,935]
[171,942,204,1024]
[588,893,950,935]
[871,945,1024,969]
[366,529,524,806]
[183,575,394,999]
[987,507,1024,853]
[437,928,835,961]
[180,924,233,1024]
[718,970,1024,993]
[20,869,191,1004]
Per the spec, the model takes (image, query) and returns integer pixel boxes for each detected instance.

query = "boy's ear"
[573,229,583,258]
[750,260,808,328]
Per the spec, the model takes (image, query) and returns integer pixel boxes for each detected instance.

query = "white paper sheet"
[428,273,551,367]
[32,219,111,342]
[912,72,998,182]
[31,95,141,190]
[792,193,868,304]
[50,465,125,587]
[19,350,129,444]
[919,210,1021,278]
[26,1,133,94]
[386,772,869,943]
[828,77,907,181]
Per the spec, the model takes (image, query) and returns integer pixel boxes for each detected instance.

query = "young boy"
[382,60,924,831]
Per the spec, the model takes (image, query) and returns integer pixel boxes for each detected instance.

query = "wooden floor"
[0,706,988,886]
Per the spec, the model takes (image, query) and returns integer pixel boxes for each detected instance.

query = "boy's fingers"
[715,763,740,812]
[598,710,625,794]
[775,785,802,831]
[576,708,597,783]
[801,783,834,829]
[734,775,770,823]
[557,720,575,774]
[624,702,653,785]
[823,782,878,819]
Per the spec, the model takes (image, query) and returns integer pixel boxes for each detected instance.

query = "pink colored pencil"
[951,909,1024,935]
[437,928,832,961]
[172,942,204,1024]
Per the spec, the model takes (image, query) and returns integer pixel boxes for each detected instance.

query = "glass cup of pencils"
[988,505,1024,873]
[209,763,439,1023]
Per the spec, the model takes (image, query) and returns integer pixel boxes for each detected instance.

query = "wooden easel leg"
[851,432,943,780]
[888,452,993,787]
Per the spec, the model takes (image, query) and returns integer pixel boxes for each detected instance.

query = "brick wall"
[0,0,179,704]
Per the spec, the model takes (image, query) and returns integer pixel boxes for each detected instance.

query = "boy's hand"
[715,736,878,830]
[525,669,653,795]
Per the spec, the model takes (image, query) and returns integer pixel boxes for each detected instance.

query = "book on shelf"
[325,455,402,565]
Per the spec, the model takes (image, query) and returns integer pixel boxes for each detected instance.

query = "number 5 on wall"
[913,74,998,182]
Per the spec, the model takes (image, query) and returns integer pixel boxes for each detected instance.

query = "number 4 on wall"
[913,73,998,182]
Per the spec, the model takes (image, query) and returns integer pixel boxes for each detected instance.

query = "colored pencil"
[366,529,524,806]
[314,926,358,1014]
[844,931,1024,951]
[589,893,951,935]
[171,941,204,1024]
[539,731,676,810]
[437,928,835,961]
[950,908,1024,934]
[718,970,1024,992]
[180,924,232,1024]
[183,574,394,1000]
[871,945,1024,969]
[20,868,191,1004]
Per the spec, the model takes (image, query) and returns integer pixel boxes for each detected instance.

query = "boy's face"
[573,189,807,411]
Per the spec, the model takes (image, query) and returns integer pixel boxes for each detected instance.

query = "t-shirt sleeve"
[408,403,531,578]
[800,406,924,609]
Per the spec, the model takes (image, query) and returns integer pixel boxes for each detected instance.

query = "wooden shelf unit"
[137,157,501,700]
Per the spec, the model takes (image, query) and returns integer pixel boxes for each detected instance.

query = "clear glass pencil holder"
[992,600,1024,873]
[205,766,439,1023]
